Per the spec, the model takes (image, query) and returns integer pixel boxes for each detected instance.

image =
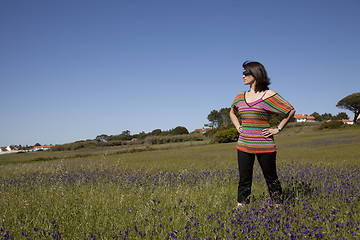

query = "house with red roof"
[0,146,17,154]
[341,119,354,125]
[193,128,211,134]
[294,114,316,122]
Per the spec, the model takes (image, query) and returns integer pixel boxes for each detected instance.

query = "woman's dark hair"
[242,61,271,92]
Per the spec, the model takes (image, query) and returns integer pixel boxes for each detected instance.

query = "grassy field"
[0,125,359,239]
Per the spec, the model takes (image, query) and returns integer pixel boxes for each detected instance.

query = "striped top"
[231,91,294,153]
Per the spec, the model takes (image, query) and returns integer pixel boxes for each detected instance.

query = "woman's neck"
[249,83,257,93]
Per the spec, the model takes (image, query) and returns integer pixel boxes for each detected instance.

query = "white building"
[341,119,354,125]
[32,145,54,151]
[294,114,316,122]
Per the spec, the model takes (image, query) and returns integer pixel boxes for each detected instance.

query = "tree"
[171,126,189,135]
[333,112,349,120]
[207,110,221,128]
[336,92,360,124]
[107,130,132,141]
[132,131,147,140]
[219,108,232,126]
[311,112,322,121]
[321,113,333,121]
[151,129,162,136]
[121,130,131,136]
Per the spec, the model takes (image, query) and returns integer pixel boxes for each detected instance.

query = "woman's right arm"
[230,108,242,134]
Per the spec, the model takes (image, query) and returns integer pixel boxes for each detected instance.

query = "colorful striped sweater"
[231,91,294,154]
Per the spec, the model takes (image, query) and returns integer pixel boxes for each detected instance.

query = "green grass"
[0,126,359,239]
[276,125,360,165]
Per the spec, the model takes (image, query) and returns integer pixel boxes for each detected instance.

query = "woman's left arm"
[262,108,296,137]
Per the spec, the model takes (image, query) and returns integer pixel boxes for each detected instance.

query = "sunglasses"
[243,70,252,76]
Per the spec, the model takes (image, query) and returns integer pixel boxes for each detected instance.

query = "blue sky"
[1,0,359,146]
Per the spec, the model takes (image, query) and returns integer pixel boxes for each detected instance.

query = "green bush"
[319,120,344,130]
[269,116,280,127]
[171,126,189,135]
[204,128,218,137]
[144,134,205,145]
[214,128,239,143]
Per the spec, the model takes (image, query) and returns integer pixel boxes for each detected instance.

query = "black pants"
[237,150,282,204]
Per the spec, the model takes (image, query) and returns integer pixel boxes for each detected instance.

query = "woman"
[230,61,295,208]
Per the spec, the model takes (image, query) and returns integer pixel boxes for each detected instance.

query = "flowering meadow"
[0,127,359,239]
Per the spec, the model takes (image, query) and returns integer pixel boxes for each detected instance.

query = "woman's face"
[242,70,255,85]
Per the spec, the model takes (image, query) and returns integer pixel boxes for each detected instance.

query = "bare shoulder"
[264,89,277,99]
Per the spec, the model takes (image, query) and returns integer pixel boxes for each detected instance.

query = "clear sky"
[1,0,359,146]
